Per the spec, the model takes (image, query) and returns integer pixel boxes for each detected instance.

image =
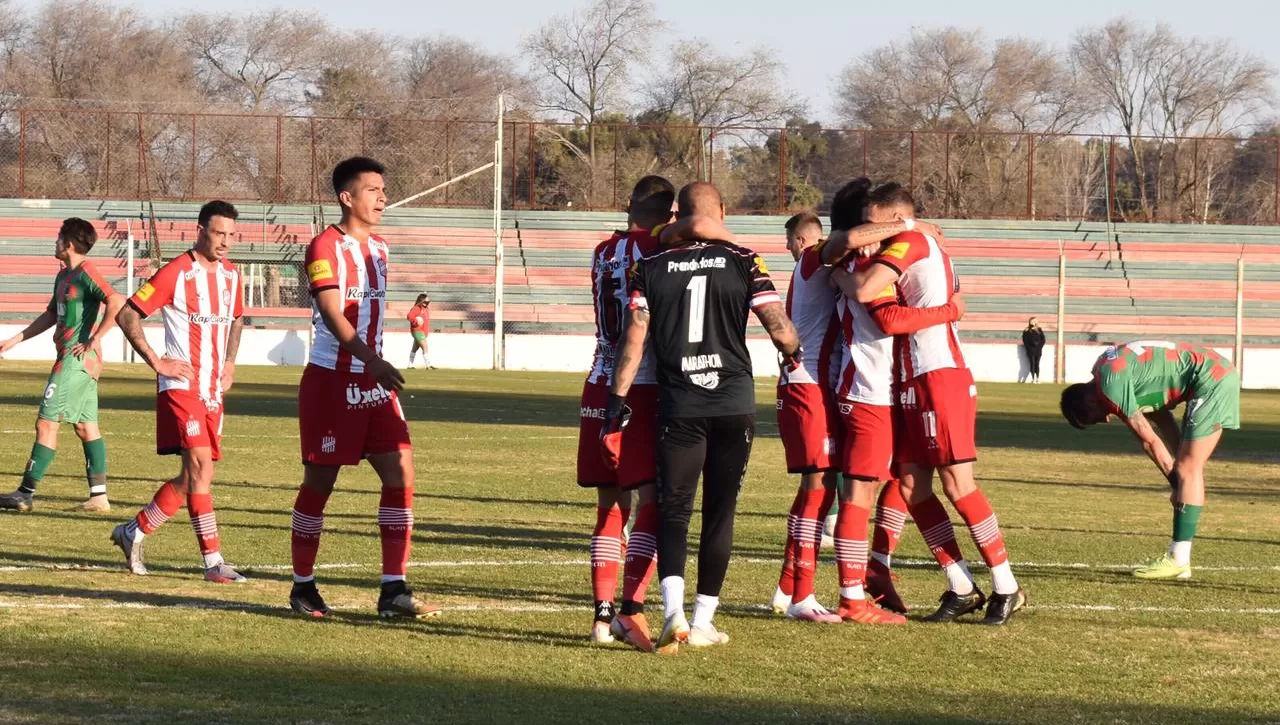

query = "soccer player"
[607,182,799,653]
[580,176,674,650]
[108,200,246,583]
[407,293,433,369]
[852,182,1026,625]
[1060,341,1240,580]
[289,157,439,620]
[0,218,123,513]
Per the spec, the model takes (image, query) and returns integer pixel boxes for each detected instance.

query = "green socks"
[82,437,108,496]
[19,443,56,494]
[1173,503,1203,543]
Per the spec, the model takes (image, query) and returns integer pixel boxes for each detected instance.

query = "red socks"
[590,503,625,603]
[290,485,331,582]
[871,480,908,574]
[953,490,1009,567]
[621,501,658,612]
[136,481,183,535]
[187,492,221,567]
[777,492,805,596]
[909,493,965,567]
[378,487,414,582]
[791,486,836,603]
[834,500,871,595]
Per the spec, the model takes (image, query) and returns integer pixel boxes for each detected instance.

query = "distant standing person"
[1023,318,1046,383]
[407,293,433,369]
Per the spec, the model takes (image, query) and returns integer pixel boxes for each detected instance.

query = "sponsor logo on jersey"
[308,260,333,282]
[667,257,726,273]
[346,288,387,301]
[873,284,896,301]
[345,382,393,409]
[186,419,201,437]
[681,354,722,372]
[136,282,156,302]
[839,402,853,415]
[689,371,720,390]
[339,240,358,252]
[753,256,769,274]
[188,313,234,325]
[580,406,605,420]
[882,242,910,259]
[599,256,630,273]
[775,398,783,410]
[321,435,336,454]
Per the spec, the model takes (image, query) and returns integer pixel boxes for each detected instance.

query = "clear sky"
[17,0,1280,121]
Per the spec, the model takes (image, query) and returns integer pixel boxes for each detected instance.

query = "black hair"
[198,200,239,229]
[829,177,872,231]
[629,175,676,223]
[1060,383,1092,430]
[785,211,822,236]
[415,293,430,306]
[866,182,917,213]
[59,217,98,254]
[332,156,387,199]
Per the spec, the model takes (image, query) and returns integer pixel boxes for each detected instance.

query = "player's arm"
[754,301,800,359]
[853,262,903,304]
[0,309,56,356]
[821,219,943,266]
[313,287,405,392]
[1145,408,1182,468]
[221,317,244,393]
[115,304,193,382]
[658,215,735,245]
[74,293,124,360]
[869,294,965,336]
[610,306,649,400]
[1123,411,1176,480]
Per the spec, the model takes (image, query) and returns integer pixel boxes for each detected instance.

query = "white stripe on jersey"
[836,268,895,406]
[369,240,388,358]
[349,242,371,372]
[160,272,192,394]
[894,234,965,380]
[194,269,213,402]
[779,252,838,387]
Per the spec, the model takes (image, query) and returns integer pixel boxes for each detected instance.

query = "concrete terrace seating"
[4,200,1280,343]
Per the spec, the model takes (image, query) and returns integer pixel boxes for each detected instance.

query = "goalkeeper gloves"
[599,393,631,470]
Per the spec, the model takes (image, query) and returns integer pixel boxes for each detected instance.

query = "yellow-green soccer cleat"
[1133,554,1192,581]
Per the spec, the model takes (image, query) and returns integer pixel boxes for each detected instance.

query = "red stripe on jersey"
[337,241,361,372]
[366,242,383,356]
[838,308,858,398]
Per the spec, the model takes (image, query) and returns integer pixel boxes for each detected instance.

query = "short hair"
[198,200,239,229]
[332,156,387,198]
[415,293,430,305]
[866,182,917,213]
[59,218,97,254]
[676,182,723,219]
[629,175,676,221]
[829,177,872,231]
[1060,383,1092,430]
[785,212,822,237]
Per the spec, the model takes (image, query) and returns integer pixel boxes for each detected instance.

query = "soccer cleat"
[1133,554,1192,581]
[837,598,908,625]
[770,586,792,616]
[289,581,331,619]
[0,490,33,512]
[377,582,442,619]
[109,523,148,575]
[866,570,908,614]
[591,620,616,644]
[981,588,1027,626]
[787,596,843,624]
[921,588,986,623]
[655,613,690,655]
[687,623,730,648]
[204,563,247,583]
[610,612,654,653]
[76,495,110,513]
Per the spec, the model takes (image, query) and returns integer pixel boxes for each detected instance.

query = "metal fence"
[2,107,1279,223]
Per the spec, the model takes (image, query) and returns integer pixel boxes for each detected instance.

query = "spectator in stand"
[1022,317,1046,383]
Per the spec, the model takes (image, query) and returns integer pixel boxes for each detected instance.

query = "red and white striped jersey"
[779,244,840,389]
[587,230,659,386]
[305,225,389,374]
[129,250,243,403]
[871,231,965,381]
[835,257,896,405]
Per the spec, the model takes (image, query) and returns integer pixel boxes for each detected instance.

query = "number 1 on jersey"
[686,275,707,343]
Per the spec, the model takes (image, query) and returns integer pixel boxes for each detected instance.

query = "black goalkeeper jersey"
[627,239,781,418]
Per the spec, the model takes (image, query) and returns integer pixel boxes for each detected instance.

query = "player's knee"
[1173,459,1203,485]
[73,423,95,439]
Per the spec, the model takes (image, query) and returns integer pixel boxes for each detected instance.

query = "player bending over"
[1060,341,1240,580]
[109,201,246,583]
[852,183,1025,625]
[289,157,439,619]
[0,218,122,513]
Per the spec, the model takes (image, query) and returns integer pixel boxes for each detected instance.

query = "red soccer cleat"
[610,612,654,653]
[866,570,908,614]
[838,597,908,625]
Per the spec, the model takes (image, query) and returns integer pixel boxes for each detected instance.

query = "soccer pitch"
[0,362,1278,724]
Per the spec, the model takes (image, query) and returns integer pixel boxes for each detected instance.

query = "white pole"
[493,92,506,371]
[1056,239,1066,384]
[1236,254,1245,384]
[126,220,136,363]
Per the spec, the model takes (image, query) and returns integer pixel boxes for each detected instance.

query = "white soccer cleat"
[770,586,792,616]
[591,620,616,644]
[687,622,730,648]
[786,595,843,624]
[655,612,690,655]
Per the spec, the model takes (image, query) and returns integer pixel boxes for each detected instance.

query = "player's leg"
[73,421,109,512]
[654,416,707,654]
[408,338,418,367]
[774,382,834,616]
[615,482,658,651]
[110,390,191,575]
[686,413,754,647]
[0,415,59,511]
[785,469,837,620]
[590,484,626,640]
[1137,429,1225,580]
[869,479,907,579]
[833,476,906,624]
[289,463,340,617]
[180,442,241,583]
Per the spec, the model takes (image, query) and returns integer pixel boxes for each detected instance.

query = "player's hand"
[71,338,101,361]
[780,346,804,377]
[0,336,19,358]
[221,361,236,393]
[916,220,944,239]
[366,356,405,393]
[600,394,631,470]
[155,356,194,382]
[951,293,966,320]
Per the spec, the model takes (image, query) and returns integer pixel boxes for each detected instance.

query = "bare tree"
[403,36,528,118]
[645,44,802,128]
[179,9,331,112]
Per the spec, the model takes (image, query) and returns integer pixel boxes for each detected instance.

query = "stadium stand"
[2,199,1280,345]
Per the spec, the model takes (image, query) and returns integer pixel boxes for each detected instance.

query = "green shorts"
[1181,369,1241,440]
[411,332,428,346]
[37,364,99,424]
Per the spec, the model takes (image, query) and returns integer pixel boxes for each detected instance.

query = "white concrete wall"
[4,325,1277,389]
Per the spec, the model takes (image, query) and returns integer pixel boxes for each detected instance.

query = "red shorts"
[838,401,894,482]
[897,367,978,468]
[298,364,412,466]
[156,389,224,461]
[776,383,841,474]
[577,381,658,489]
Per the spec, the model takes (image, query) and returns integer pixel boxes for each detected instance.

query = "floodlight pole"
[493,93,506,370]
[1056,239,1066,384]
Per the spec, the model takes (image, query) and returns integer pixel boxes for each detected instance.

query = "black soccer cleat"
[981,588,1027,626]
[921,587,987,623]
[289,581,331,619]
[0,490,34,512]
[377,581,442,619]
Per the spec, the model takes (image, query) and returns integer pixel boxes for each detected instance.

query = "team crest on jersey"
[222,289,233,308]
[376,258,388,277]
[689,371,720,390]
[321,435,336,454]
[882,242,910,259]
[345,382,392,409]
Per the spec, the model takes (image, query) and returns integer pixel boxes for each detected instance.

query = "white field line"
[3,558,1279,574]
[0,429,578,441]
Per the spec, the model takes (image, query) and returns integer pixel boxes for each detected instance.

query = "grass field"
[0,362,1278,724]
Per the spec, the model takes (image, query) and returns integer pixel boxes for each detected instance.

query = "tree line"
[1,0,1277,222]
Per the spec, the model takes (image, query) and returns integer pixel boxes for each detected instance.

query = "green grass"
[1,363,1279,724]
